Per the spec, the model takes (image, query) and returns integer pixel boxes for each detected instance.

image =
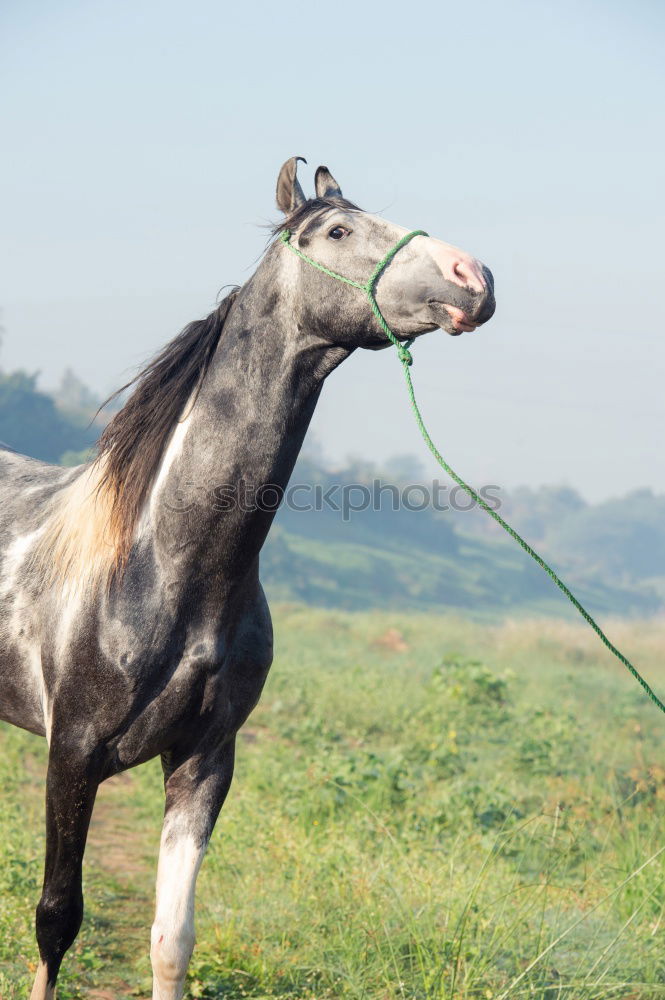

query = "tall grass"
[1,607,665,997]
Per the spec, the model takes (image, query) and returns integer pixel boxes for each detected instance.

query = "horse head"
[275,156,495,350]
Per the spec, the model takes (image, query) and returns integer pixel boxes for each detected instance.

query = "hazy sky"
[1,0,663,501]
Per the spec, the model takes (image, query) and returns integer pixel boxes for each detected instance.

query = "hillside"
[457,483,665,613]
[0,365,661,619]
[262,458,662,619]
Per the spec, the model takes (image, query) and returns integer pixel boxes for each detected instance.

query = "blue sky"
[1,0,663,500]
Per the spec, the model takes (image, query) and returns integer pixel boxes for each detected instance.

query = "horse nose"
[451,257,486,294]
[425,238,488,295]
[474,285,496,324]
[453,259,475,286]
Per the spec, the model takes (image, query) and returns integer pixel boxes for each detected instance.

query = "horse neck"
[144,263,349,584]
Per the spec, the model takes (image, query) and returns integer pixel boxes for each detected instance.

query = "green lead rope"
[281,227,665,717]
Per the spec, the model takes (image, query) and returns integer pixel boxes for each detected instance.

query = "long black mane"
[96,288,239,567]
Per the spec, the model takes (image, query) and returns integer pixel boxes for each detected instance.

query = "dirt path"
[87,772,151,881]
[81,772,158,999]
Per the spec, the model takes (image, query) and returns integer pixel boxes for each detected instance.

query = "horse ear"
[276,156,307,214]
[314,166,343,199]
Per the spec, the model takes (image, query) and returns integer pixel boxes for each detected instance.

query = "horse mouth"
[427,301,479,336]
[445,306,479,333]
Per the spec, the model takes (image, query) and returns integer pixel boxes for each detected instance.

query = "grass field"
[2,607,665,999]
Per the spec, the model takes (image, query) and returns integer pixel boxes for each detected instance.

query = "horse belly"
[111,647,271,770]
[0,638,46,737]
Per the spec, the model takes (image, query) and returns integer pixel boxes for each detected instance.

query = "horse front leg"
[151,738,236,1000]
[30,742,100,1000]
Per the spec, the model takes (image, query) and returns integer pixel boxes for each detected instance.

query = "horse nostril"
[453,261,467,283]
[452,257,488,295]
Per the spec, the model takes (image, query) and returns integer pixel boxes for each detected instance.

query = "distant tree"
[548,489,665,581]
[339,454,380,483]
[0,370,98,464]
[383,453,427,483]
[54,368,100,415]
[508,484,587,542]
[60,448,96,467]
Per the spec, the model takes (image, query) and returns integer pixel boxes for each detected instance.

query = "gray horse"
[0,158,495,999]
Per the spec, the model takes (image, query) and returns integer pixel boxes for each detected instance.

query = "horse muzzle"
[427,265,496,335]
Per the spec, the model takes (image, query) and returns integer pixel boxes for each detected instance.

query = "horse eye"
[328,226,349,241]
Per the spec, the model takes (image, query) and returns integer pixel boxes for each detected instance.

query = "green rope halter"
[280,227,427,365]
[280,227,665,718]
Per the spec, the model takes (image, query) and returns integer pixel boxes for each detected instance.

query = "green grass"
[2,607,665,998]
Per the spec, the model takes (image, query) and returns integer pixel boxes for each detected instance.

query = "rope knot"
[397,345,413,366]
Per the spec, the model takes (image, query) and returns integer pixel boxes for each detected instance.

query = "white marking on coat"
[29,961,54,1000]
[150,815,206,1000]
[41,674,53,744]
[31,462,116,592]
[148,410,193,521]
[0,530,43,599]
[0,532,46,732]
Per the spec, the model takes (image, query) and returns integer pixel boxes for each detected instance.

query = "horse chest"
[59,601,269,757]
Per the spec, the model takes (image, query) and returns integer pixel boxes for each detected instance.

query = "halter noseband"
[279,228,428,366]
